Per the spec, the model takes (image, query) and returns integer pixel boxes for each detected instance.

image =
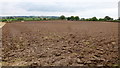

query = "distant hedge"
[1,15,120,22]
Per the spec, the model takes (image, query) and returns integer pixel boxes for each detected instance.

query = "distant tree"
[91,17,98,21]
[80,18,85,21]
[67,17,71,20]
[9,17,15,19]
[99,18,105,21]
[6,17,10,19]
[104,16,113,21]
[85,19,90,21]
[17,17,24,21]
[43,18,47,20]
[59,15,66,20]
[70,16,75,21]
[74,16,80,21]
[5,17,14,19]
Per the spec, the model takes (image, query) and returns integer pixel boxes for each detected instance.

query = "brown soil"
[2,21,119,66]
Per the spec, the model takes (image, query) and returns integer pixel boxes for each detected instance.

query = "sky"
[0,0,119,19]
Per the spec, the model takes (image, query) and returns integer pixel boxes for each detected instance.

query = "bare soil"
[2,21,119,66]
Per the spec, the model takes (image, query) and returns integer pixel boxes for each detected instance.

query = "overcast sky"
[0,0,119,19]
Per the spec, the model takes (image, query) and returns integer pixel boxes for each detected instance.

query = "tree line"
[0,15,120,22]
[59,15,119,22]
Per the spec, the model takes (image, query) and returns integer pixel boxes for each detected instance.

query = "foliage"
[67,17,71,20]
[104,16,113,21]
[74,16,80,21]
[70,16,75,21]
[99,18,105,21]
[17,18,24,21]
[91,17,98,21]
[80,18,85,21]
[1,19,7,22]
[59,15,66,20]
[1,15,119,22]
[67,16,79,21]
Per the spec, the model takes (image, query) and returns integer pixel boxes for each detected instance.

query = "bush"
[17,18,24,21]
[2,19,7,22]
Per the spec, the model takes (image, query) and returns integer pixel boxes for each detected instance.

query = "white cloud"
[0,0,119,19]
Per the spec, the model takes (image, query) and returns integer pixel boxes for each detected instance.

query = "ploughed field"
[2,21,118,66]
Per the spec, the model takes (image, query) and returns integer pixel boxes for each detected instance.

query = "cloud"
[0,0,119,19]
[17,1,117,12]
